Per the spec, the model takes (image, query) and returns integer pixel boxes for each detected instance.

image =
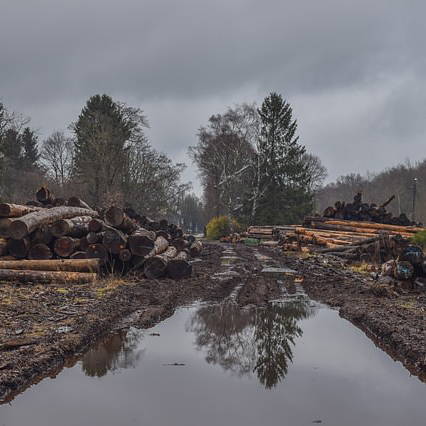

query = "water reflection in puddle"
[2,299,425,426]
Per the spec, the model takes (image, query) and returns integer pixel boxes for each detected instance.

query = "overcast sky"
[1,0,424,194]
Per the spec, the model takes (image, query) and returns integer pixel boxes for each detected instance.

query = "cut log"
[87,244,108,262]
[119,248,132,262]
[50,216,92,238]
[0,238,8,257]
[9,206,99,240]
[189,240,202,257]
[31,226,54,245]
[86,231,103,244]
[0,218,12,237]
[102,228,127,254]
[36,186,54,205]
[67,197,92,210]
[79,236,89,252]
[167,251,192,279]
[52,197,66,207]
[171,237,189,251]
[128,228,156,256]
[151,236,169,256]
[0,258,100,273]
[70,251,87,259]
[0,203,42,218]
[143,246,177,279]
[105,206,137,233]
[88,218,105,233]
[6,238,30,259]
[54,237,81,258]
[0,269,97,284]
[28,243,53,260]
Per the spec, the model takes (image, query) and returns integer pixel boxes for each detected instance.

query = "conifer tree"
[253,92,312,224]
[21,127,40,170]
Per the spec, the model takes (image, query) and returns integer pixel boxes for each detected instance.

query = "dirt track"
[0,243,425,403]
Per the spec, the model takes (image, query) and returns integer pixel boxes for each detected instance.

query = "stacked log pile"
[321,193,417,226]
[0,188,202,284]
[277,217,424,263]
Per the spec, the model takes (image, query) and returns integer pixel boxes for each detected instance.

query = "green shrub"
[410,230,426,248]
[206,216,241,240]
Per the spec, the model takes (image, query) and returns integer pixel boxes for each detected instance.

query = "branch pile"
[321,193,417,226]
[0,187,202,284]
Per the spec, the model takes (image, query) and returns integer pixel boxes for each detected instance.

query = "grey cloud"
[1,0,425,191]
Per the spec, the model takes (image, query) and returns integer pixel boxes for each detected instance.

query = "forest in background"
[1,94,424,229]
[315,161,426,224]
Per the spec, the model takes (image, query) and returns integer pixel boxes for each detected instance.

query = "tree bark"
[70,251,87,259]
[88,218,105,233]
[0,203,42,218]
[102,227,127,254]
[36,186,54,205]
[50,216,92,238]
[0,258,100,273]
[119,248,132,262]
[189,240,202,257]
[167,250,192,279]
[67,196,92,210]
[0,269,97,284]
[9,206,99,239]
[143,246,177,279]
[128,228,156,256]
[105,206,137,233]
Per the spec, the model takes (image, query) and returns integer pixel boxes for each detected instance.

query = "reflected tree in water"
[189,299,315,388]
[81,329,145,377]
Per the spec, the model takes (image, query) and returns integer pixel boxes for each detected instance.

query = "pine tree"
[253,92,312,224]
[21,127,40,170]
[72,94,133,206]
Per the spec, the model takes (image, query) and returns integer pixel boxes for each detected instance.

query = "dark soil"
[1,242,424,403]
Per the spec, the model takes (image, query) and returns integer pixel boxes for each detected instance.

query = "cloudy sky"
[1,0,424,193]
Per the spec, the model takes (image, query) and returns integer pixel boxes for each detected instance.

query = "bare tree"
[40,131,74,187]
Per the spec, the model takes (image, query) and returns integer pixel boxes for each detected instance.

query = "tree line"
[189,92,327,225]
[316,161,426,224]
[0,95,204,231]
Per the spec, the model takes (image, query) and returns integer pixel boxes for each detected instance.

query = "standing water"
[1,295,425,426]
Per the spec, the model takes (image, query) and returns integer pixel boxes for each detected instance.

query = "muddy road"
[0,242,425,404]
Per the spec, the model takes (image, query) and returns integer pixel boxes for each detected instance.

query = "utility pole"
[412,178,418,222]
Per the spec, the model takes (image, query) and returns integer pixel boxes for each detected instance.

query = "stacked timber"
[0,187,201,283]
[321,193,418,226]
[278,217,424,263]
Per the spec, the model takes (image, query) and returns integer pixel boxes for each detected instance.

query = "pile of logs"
[278,217,424,263]
[246,225,296,240]
[0,187,202,284]
[321,193,417,226]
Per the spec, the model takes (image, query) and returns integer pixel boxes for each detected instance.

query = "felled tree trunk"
[128,228,156,256]
[70,251,87,259]
[0,238,8,257]
[88,218,105,233]
[87,244,108,262]
[144,246,177,279]
[167,250,192,279]
[189,240,202,257]
[0,203,42,218]
[54,237,81,257]
[67,197,92,210]
[119,248,132,262]
[0,269,97,284]
[102,227,127,254]
[0,258,100,273]
[50,216,92,238]
[105,206,137,233]
[36,186,54,205]
[6,238,30,259]
[9,206,99,239]
[28,243,53,260]
[31,227,54,245]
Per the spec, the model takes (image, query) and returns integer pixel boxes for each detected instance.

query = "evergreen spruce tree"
[254,92,312,224]
[1,128,23,166]
[72,94,132,206]
[21,127,40,170]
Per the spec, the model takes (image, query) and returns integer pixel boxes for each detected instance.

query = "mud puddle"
[2,293,425,426]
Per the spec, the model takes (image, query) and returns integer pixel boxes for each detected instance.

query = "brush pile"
[322,193,417,226]
[0,187,201,284]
